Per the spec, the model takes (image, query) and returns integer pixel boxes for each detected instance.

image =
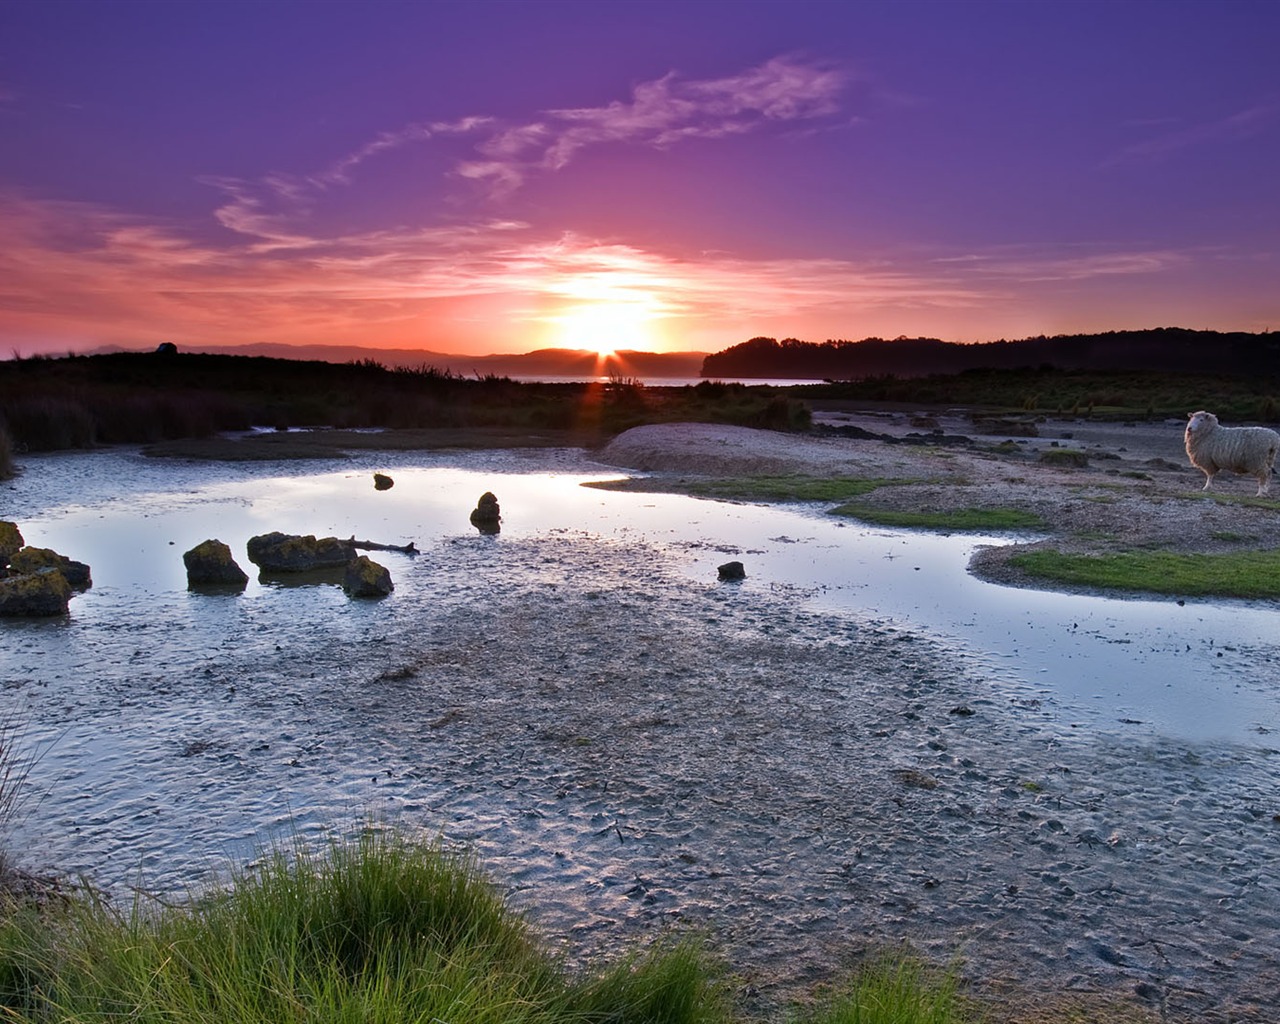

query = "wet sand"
[5,426,1280,1022]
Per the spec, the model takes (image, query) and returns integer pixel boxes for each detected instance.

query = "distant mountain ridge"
[122,342,709,379]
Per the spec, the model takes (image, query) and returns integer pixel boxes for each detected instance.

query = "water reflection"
[5,445,1279,747]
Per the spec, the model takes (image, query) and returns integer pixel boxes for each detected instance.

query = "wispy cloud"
[1109,102,1277,163]
[185,55,852,250]
[933,246,1192,282]
[462,55,848,194]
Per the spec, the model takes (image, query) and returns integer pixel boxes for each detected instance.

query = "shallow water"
[4,447,1280,1018]
[8,447,1278,745]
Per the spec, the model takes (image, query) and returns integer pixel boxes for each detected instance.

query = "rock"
[343,555,393,598]
[373,473,394,491]
[183,539,249,588]
[155,341,178,355]
[1038,449,1089,468]
[470,492,501,534]
[0,521,23,564]
[246,532,355,572]
[7,547,92,590]
[718,560,746,581]
[972,415,1039,437]
[0,567,71,616]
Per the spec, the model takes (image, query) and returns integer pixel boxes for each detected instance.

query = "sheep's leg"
[1201,472,1214,491]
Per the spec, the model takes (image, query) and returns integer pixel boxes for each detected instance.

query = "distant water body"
[511,375,827,387]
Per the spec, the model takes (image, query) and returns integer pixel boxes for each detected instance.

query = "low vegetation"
[0,424,13,480]
[0,353,810,454]
[795,955,965,1024]
[0,830,726,1024]
[794,367,1280,423]
[1008,547,1280,599]
[830,505,1045,532]
[0,827,989,1024]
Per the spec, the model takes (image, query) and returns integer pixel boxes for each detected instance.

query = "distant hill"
[700,329,1280,380]
[98,342,709,379]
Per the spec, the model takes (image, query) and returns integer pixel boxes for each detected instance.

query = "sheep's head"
[1186,410,1217,438]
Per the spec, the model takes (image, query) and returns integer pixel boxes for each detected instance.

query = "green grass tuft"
[799,953,968,1024]
[829,505,1045,532]
[0,830,729,1024]
[1009,547,1280,598]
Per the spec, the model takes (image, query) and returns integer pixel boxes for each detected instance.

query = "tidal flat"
[2,438,1279,1021]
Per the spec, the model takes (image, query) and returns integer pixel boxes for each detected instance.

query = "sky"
[1,0,1278,359]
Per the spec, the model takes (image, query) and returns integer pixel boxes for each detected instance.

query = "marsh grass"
[0,830,730,1024]
[0,716,39,882]
[1009,547,1280,599]
[797,954,969,1024]
[0,424,14,480]
[0,352,813,452]
[829,505,1045,532]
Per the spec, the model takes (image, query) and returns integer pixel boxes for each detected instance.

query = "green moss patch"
[1009,548,1280,599]
[830,504,1045,532]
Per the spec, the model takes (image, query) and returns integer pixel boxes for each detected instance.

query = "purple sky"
[2,0,1277,357]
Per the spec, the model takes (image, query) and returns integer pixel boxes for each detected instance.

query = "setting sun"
[553,303,650,355]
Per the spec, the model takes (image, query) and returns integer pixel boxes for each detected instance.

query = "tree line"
[699,328,1280,380]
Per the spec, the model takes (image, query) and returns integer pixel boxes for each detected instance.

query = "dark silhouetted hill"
[86,342,708,379]
[700,329,1280,379]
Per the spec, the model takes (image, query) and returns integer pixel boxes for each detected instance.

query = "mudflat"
[596,412,1280,592]
[11,418,1280,1023]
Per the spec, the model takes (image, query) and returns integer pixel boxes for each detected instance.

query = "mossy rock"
[8,546,92,589]
[183,539,249,588]
[246,532,354,571]
[0,521,23,564]
[0,567,72,616]
[343,555,393,598]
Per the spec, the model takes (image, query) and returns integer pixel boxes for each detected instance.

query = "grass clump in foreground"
[0,831,730,1024]
[1009,547,1280,599]
[796,954,967,1024]
[830,504,1045,532]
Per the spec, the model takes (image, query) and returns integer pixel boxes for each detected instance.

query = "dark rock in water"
[8,547,92,590]
[373,473,394,491]
[470,491,501,534]
[718,560,746,581]
[246,532,355,571]
[0,521,23,564]
[343,555,393,598]
[0,567,71,616]
[183,539,249,588]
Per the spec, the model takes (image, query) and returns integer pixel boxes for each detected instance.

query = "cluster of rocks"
[0,520,92,616]
[184,531,396,599]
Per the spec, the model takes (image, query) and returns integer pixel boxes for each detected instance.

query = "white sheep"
[1184,410,1280,497]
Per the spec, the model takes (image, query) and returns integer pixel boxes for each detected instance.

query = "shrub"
[0,424,13,480]
[0,397,95,450]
